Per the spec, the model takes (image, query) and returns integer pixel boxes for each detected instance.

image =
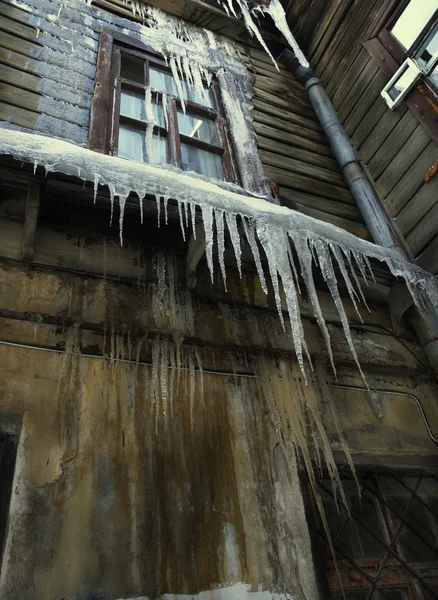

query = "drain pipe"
[279,48,438,380]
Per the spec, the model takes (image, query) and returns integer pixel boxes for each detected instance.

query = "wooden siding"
[306,0,438,273]
[0,0,370,241]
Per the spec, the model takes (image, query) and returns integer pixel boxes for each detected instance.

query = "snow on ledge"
[1,129,436,379]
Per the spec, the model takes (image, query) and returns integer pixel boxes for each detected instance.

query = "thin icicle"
[201,204,215,283]
[189,202,197,240]
[161,92,169,130]
[242,217,267,294]
[170,56,186,113]
[225,211,242,278]
[264,0,310,67]
[93,173,99,204]
[163,196,169,226]
[156,195,161,227]
[330,244,363,323]
[177,200,186,241]
[214,208,227,290]
[342,247,370,312]
[118,193,128,246]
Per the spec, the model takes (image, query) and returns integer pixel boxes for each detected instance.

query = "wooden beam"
[22,183,40,261]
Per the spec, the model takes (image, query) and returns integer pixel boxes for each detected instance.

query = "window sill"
[363,37,438,145]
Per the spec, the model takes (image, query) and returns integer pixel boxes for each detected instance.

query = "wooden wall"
[0,0,370,241]
[305,0,438,274]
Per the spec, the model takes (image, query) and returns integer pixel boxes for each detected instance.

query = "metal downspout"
[279,49,438,380]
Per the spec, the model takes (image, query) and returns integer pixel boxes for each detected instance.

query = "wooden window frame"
[312,472,438,599]
[363,0,438,145]
[89,31,240,184]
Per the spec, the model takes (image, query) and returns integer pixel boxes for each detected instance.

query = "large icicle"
[3,130,437,381]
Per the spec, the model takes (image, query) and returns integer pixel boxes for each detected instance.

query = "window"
[90,33,238,183]
[0,431,18,566]
[379,1,438,109]
[364,1,438,142]
[313,473,438,599]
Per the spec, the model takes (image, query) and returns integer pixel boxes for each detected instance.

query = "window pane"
[148,134,167,164]
[429,62,438,86]
[416,23,438,72]
[150,66,178,96]
[391,0,437,50]
[120,90,165,127]
[120,53,144,84]
[118,125,145,161]
[120,90,145,121]
[387,62,420,102]
[181,144,223,179]
[150,66,214,108]
[381,477,438,564]
[177,110,219,145]
[319,480,385,558]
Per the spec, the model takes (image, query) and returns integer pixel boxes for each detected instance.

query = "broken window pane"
[177,110,219,145]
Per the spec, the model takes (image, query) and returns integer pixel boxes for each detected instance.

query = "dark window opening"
[312,474,438,600]
[0,432,18,567]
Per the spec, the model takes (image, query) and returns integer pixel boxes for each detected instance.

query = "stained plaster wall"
[0,214,437,599]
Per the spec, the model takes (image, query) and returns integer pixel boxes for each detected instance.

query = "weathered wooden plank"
[0,62,39,93]
[0,15,40,44]
[22,182,40,261]
[367,110,418,180]
[264,165,354,204]
[256,134,339,172]
[253,122,331,155]
[416,235,438,275]
[282,202,370,240]
[344,69,389,137]
[331,46,370,110]
[253,110,328,145]
[375,124,431,201]
[385,141,438,217]
[278,186,363,220]
[337,57,378,123]
[0,81,41,112]
[254,76,312,111]
[309,0,349,63]
[358,102,408,164]
[0,101,38,128]
[0,2,32,26]
[0,30,41,58]
[259,148,346,186]
[396,180,438,238]
[407,201,438,257]
[0,45,39,74]
[351,94,388,151]
[252,99,323,134]
[254,86,318,122]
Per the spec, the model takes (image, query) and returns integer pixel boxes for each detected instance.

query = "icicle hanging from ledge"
[2,129,437,381]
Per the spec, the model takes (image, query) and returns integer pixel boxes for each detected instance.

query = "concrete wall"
[0,212,437,599]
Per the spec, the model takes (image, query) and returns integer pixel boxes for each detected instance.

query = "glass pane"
[150,66,178,96]
[148,134,167,164]
[120,53,144,84]
[181,143,223,179]
[120,90,145,121]
[387,63,419,102]
[120,90,165,127]
[391,0,437,51]
[416,23,438,72]
[381,477,438,563]
[118,125,145,162]
[118,125,167,165]
[429,62,438,87]
[319,480,385,558]
[150,66,214,108]
[177,110,219,145]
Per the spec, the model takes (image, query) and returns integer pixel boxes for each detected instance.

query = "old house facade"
[0,0,437,598]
